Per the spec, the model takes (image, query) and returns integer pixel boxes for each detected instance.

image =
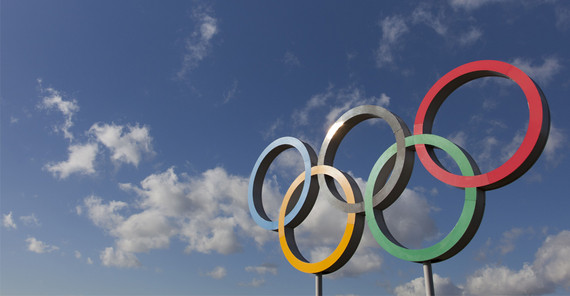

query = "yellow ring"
[278,165,364,274]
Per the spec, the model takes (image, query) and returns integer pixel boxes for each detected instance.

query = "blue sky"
[1,0,570,295]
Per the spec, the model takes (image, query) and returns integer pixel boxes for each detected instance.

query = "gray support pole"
[315,273,322,296]
[423,262,435,296]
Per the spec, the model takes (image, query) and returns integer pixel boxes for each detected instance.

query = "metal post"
[315,273,322,296]
[423,262,435,296]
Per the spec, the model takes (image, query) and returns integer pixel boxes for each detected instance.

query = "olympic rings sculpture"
[248,60,550,275]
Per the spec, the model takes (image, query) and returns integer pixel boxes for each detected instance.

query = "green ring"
[364,134,485,263]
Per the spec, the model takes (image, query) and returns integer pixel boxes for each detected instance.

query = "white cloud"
[87,257,93,264]
[292,85,334,126]
[376,15,408,68]
[543,124,566,165]
[3,212,17,229]
[114,210,175,253]
[75,250,82,259]
[283,51,301,67]
[448,131,468,148]
[500,122,564,168]
[90,123,153,167]
[44,142,99,179]
[449,0,506,10]
[396,230,570,295]
[394,273,462,296]
[239,278,265,287]
[19,213,40,227]
[206,266,227,279]
[323,89,391,129]
[381,15,409,44]
[293,85,391,131]
[383,188,439,248]
[85,167,278,267]
[26,237,59,253]
[412,5,447,36]
[245,264,278,275]
[262,118,282,140]
[498,227,534,255]
[38,83,79,141]
[84,195,127,230]
[466,264,548,295]
[100,247,141,268]
[476,136,499,169]
[459,27,483,46]
[511,57,562,85]
[177,6,219,78]
[311,247,382,279]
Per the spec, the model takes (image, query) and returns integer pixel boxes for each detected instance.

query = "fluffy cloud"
[395,230,570,295]
[466,230,570,295]
[100,247,141,268]
[498,227,534,255]
[283,51,301,67]
[84,167,277,268]
[245,264,278,275]
[412,4,447,36]
[383,188,439,248]
[459,27,483,46]
[511,57,562,85]
[500,122,566,167]
[238,278,265,287]
[310,246,383,279]
[38,82,79,141]
[39,83,156,179]
[376,15,408,68]
[394,273,462,296]
[543,124,566,165]
[178,6,218,78]
[26,237,59,253]
[90,123,154,167]
[19,213,40,227]
[293,85,391,131]
[449,0,505,11]
[206,266,227,279]
[44,143,99,179]
[44,123,154,179]
[84,195,127,230]
[3,211,17,229]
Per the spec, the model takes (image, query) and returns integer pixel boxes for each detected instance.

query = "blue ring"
[248,137,317,231]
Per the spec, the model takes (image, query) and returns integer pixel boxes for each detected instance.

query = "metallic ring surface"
[414,60,550,190]
[365,134,485,263]
[317,105,414,213]
[279,165,364,274]
[248,137,318,231]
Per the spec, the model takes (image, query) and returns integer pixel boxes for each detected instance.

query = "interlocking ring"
[364,134,485,263]
[318,105,414,213]
[414,60,550,190]
[248,60,550,275]
[279,165,364,274]
[248,137,318,231]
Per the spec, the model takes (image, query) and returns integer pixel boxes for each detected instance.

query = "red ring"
[414,60,550,190]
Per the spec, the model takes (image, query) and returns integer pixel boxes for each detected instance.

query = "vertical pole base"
[315,273,322,296]
[423,262,435,296]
